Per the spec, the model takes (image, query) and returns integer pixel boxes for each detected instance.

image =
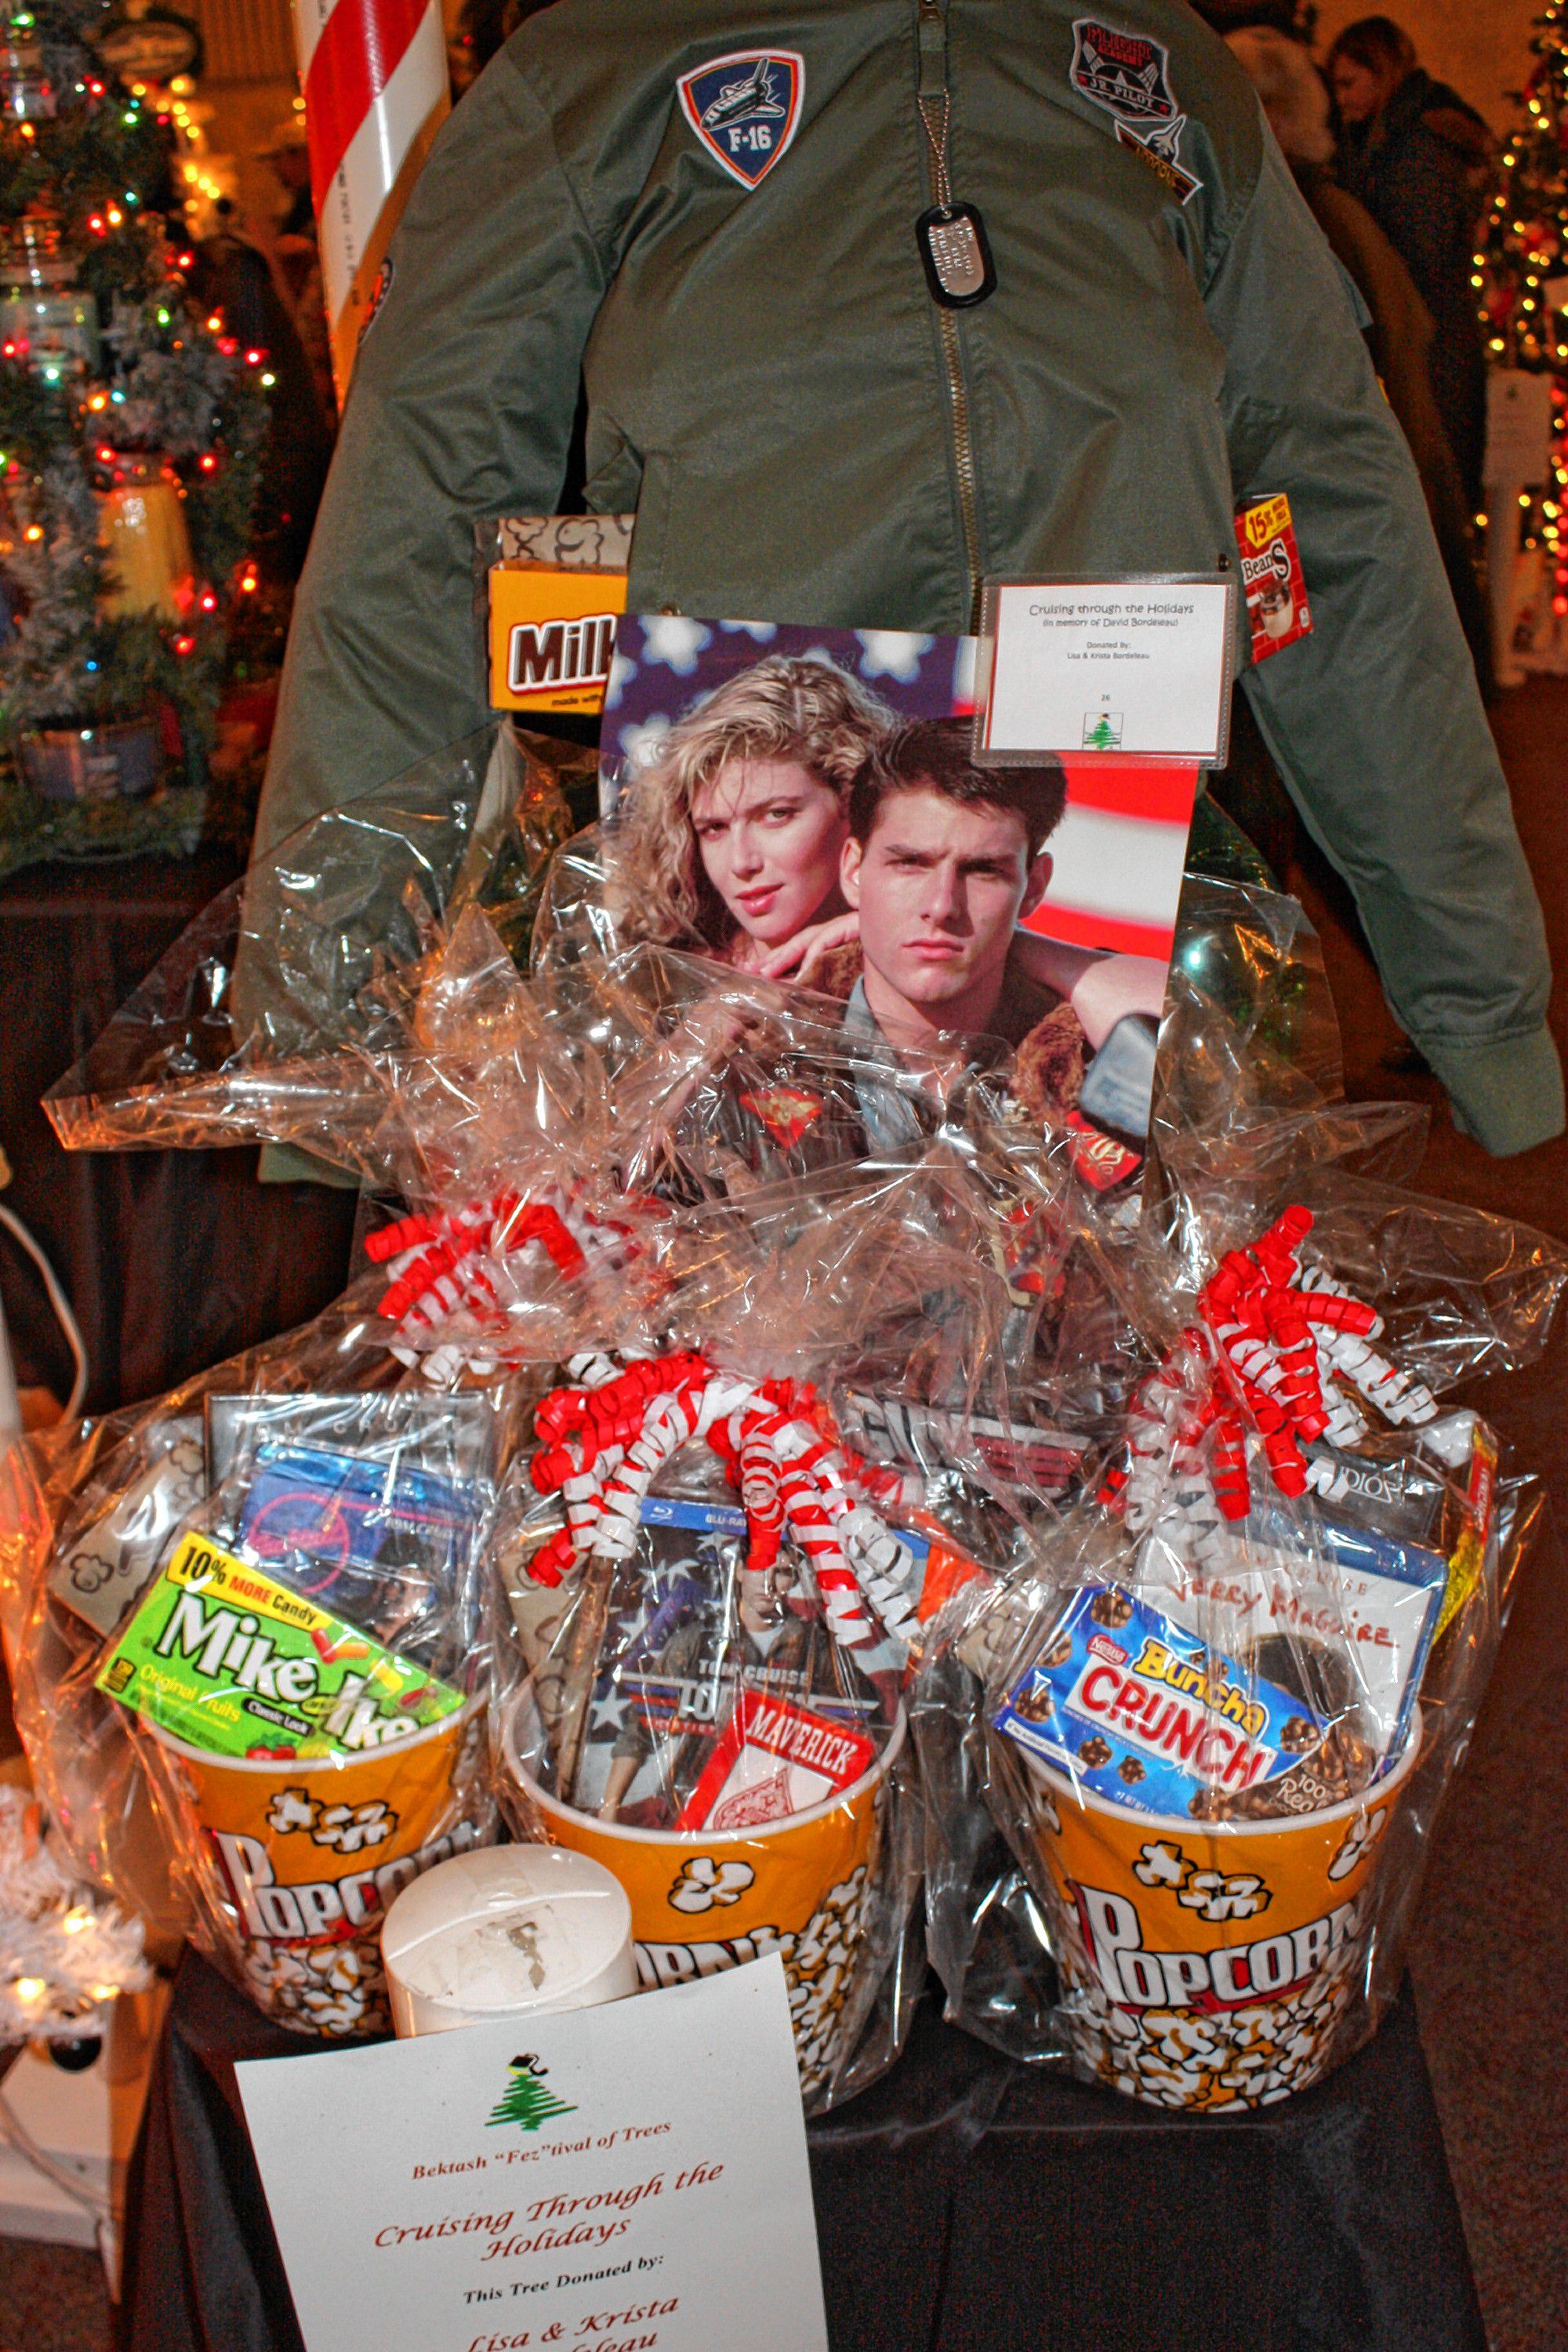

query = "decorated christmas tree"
[1475,1,1568,643]
[0,0,266,857]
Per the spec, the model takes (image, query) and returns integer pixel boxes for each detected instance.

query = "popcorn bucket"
[145,1697,494,2037]
[500,1688,904,2103]
[1008,1711,1423,2111]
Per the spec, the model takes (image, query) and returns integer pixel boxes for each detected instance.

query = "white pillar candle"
[382,1848,636,2038]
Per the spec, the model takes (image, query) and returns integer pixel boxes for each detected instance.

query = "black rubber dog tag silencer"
[916,201,996,307]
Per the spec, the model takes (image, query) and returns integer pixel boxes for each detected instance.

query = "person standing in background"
[191,201,335,580]
[249,116,336,428]
[1228,25,1493,691]
[1327,16,1491,509]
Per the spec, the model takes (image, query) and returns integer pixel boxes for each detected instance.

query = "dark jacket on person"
[1337,68,1492,504]
[248,0,1559,1155]
[191,227,336,580]
[1293,166,1492,691]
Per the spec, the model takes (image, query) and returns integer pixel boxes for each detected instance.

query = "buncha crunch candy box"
[993,1585,1333,1819]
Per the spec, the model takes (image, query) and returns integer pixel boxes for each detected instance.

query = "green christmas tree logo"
[486,2053,577,2133]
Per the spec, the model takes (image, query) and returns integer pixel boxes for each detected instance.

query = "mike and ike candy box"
[96,1530,464,1761]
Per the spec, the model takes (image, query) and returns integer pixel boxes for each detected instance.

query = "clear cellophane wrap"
[27,746,1565,2112]
[0,1297,537,2031]
[486,1140,1082,2113]
[916,1098,1564,2108]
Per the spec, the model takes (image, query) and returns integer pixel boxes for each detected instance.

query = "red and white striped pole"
[291,0,449,405]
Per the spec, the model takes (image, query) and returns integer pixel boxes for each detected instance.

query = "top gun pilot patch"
[1070,19,1201,202]
[678,50,804,189]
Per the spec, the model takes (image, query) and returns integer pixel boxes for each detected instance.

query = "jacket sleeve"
[249,50,608,862]
[1207,138,1562,1156]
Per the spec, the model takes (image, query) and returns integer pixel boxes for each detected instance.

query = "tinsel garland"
[0,1784,150,2040]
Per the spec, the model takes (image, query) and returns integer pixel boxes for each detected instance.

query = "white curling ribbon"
[592,1377,757,1559]
[1314,1326,1437,1427]
[839,1509,920,1642]
[1319,1392,1370,1448]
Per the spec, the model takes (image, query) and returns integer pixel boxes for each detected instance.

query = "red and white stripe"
[1023,760,1198,961]
[292,0,449,398]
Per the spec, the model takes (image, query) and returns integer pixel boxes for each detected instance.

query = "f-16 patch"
[677,49,804,189]
[1070,19,1201,202]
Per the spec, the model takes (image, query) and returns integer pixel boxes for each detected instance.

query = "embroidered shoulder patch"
[677,50,804,189]
[1070,18,1202,202]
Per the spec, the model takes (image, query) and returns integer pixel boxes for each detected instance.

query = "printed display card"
[237,1956,829,2352]
[976,577,1234,763]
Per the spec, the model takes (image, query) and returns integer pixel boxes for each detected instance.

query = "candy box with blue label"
[993,1586,1337,1820]
[234,1443,485,1673]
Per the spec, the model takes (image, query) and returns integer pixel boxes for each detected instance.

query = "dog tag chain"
[915,2,996,307]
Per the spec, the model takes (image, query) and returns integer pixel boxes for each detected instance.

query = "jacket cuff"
[1417,1024,1566,1157]
[257,1142,360,1190]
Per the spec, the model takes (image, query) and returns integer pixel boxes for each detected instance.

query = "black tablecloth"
[122,1949,1483,2352]
[0,857,355,1412]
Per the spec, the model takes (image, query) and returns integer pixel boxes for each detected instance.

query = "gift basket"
[0,1298,525,2035]
[485,1146,1058,2111]
[18,720,1564,2134]
[917,1112,1563,2110]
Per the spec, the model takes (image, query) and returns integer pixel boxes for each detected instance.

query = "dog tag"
[916,201,996,307]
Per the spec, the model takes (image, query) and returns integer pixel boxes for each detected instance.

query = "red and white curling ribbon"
[528,1352,924,1655]
[1101,1205,1468,1547]
[292,0,449,401]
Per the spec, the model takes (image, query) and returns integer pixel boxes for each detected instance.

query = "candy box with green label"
[96,1531,464,1761]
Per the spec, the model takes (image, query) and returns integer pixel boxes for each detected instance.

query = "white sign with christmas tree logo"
[977,575,1235,764]
[237,1955,827,2352]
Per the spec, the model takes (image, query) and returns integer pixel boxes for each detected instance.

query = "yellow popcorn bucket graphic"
[144,1697,494,2037]
[500,1690,904,2103]
[1005,1711,1423,2111]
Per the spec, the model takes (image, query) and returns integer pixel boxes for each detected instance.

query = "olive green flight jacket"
[252,0,1561,1155]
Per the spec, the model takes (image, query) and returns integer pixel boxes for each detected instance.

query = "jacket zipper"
[916,0,983,627]
[935,307,982,624]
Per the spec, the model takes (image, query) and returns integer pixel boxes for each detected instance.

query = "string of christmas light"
[0,1785,150,2041]
[0,0,265,758]
[1476,0,1568,611]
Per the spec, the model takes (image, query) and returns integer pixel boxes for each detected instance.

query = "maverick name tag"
[916,201,996,307]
